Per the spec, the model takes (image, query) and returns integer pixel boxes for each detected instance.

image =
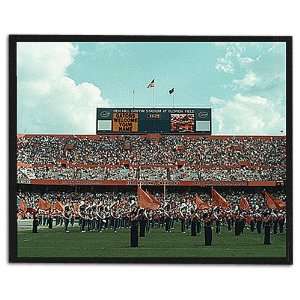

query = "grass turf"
[17,224,286,258]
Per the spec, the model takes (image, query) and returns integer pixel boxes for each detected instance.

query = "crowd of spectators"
[17,165,285,181]
[17,135,286,182]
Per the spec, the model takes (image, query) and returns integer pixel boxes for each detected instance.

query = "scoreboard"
[96,108,211,134]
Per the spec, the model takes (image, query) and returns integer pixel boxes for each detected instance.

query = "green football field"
[17,222,286,258]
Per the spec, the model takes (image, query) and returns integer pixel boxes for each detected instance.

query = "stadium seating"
[17,134,286,182]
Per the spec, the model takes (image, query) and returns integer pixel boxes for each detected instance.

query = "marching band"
[29,197,286,247]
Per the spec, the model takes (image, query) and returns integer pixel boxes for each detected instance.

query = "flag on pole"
[193,194,210,210]
[273,198,286,209]
[169,88,175,94]
[37,199,51,210]
[239,196,250,211]
[211,188,230,209]
[137,186,160,210]
[264,191,278,209]
[18,199,27,212]
[147,79,155,88]
[263,191,286,209]
[54,200,64,212]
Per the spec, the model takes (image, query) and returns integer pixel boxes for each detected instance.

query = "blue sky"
[17,41,286,135]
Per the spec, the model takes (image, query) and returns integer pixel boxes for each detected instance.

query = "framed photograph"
[9,35,292,264]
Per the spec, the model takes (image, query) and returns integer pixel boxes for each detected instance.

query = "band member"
[105,209,110,229]
[78,201,86,232]
[272,212,279,234]
[179,209,186,233]
[249,213,255,232]
[164,208,171,232]
[92,207,98,231]
[190,209,197,236]
[60,212,64,226]
[38,211,43,226]
[226,212,232,231]
[203,212,212,246]
[278,212,285,233]
[63,205,71,233]
[146,210,152,233]
[48,210,53,229]
[139,209,147,237]
[32,211,39,233]
[196,213,201,234]
[256,213,262,234]
[87,209,93,231]
[234,213,241,236]
[70,212,75,227]
[54,210,60,226]
[170,210,175,230]
[263,211,272,245]
[214,210,221,234]
[112,209,120,233]
[42,211,48,226]
[96,206,102,232]
[130,208,139,247]
[240,213,245,234]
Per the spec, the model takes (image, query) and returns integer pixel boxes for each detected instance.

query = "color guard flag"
[54,200,64,212]
[147,79,155,88]
[193,194,210,210]
[239,197,250,211]
[211,188,230,209]
[137,187,160,210]
[273,198,286,209]
[37,199,51,210]
[263,191,278,209]
[169,88,175,94]
[148,192,161,206]
[263,191,286,209]
[19,199,27,212]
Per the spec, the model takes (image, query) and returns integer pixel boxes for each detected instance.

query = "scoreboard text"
[96,108,211,134]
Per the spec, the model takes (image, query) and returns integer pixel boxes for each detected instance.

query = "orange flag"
[211,188,230,209]
[239,197,250,211]
[54,201,64,212]
[137,187,160,210]
[147,190,160,205]
[19,199,27,212]
[264,191,286,209]
[193,195,210,210]
[273,198,286,209]
[263,191,278,209]
[37,199,51,210]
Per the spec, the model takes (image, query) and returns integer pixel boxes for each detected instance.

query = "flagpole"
[152,87,155,107]
[132,89,135,108]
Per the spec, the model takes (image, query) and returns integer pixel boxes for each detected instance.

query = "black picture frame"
[9,35,293,264]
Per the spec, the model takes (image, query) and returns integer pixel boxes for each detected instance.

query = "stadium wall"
[25,179,283,187]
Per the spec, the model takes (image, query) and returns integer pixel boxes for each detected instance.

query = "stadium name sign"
[96,107,212,135]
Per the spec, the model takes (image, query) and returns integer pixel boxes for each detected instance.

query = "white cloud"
[210,94,285,135]
[209,96,225,106]
[232,71,258,89]
[239,56,255,65]
[215,57,234,73]
[215,43,246,74]
[17,42,109,134]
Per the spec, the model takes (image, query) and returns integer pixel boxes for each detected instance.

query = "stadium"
[16,107,287,259]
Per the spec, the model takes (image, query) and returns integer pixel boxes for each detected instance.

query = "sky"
[17,41,286,135]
